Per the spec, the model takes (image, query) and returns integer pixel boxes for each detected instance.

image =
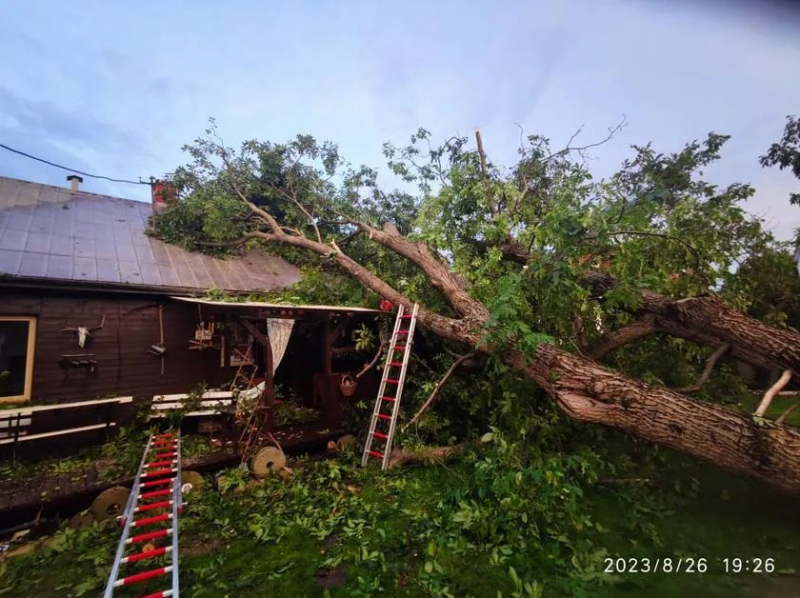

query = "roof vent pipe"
[66,175,83,191]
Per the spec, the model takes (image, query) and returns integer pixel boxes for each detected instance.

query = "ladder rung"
[396,330,409,334]
[142,468,177,478]
[135,500,173,513]
[131,513,172,528]
[381,396,396,402]
[121,545,171,564]
[152,451,177,459]
[152,440,177,447]
[141,591,173,598]
[399,314,413,318]
[376,413,392,420]
[392,346,406,351]
[372,431,388,439]
[141,477,174,488]
[156,432,175,437]
[385,379,399,384]
[127,528,173,545]
[139,488,172,500]
[114,565,172,587]
[368,450,384,458]
[146,460,176,468]
[388,362,403,367]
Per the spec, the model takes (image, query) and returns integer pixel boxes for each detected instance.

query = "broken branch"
[402,352,475,432]
[386,444,466,469]
[755,370,793,418]
[674,343,730,393]
[356,341,386,379]
[776,401,799,425]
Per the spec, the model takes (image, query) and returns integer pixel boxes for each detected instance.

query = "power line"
[0,142,151,185]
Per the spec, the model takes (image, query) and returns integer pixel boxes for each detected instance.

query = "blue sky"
[1,0,799,239]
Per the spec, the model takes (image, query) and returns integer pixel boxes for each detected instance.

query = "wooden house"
[0,176,380,454]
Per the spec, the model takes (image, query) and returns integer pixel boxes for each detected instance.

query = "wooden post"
[239,317,275,431]
[322,315,333,376]
[321,315,345,427]
[263,324,274,431]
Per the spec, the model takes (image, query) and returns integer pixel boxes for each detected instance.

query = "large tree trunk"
[410,303,800,494]
[586,272,800,373]
[230,214,800,494]
[511,345,800,495]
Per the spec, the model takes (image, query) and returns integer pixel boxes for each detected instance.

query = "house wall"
[0,287,227,404]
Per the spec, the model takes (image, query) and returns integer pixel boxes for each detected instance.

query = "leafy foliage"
[760,115,800,206]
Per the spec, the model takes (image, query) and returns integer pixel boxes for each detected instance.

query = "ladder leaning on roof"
[103,431,182,598]
[361,303,419,471]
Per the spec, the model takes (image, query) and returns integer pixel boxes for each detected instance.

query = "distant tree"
[759,115,800,275]
[760,115,800,206]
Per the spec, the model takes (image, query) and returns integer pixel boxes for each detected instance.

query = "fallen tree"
[159,121,800,494]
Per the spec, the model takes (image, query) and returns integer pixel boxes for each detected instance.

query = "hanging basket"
[339,374,358,397]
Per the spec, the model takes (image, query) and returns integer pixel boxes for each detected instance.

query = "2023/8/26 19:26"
[604,557,777,574]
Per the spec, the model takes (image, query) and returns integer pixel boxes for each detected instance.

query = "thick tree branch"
[360,222,489,321]
[484,238,800,375]
[589,315,657,359]
[674,344,730,393]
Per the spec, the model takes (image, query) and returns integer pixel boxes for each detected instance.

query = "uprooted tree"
[156,118,800,494]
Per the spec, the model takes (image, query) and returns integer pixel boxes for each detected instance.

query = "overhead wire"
[0,142,151,185]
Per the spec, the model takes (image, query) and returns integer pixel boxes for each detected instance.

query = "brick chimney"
[66,174,83,191]
[151,180,176,215]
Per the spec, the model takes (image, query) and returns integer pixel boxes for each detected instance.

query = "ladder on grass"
[361,303,419,470]
[104,431,182,598]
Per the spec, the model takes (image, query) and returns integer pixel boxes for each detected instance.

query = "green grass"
[1,441,798,597]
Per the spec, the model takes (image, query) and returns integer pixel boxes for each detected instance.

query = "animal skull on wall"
[61,315,106,348]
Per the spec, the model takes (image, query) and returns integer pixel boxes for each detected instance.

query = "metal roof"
[170,296,380,314]
[0,176,301,294]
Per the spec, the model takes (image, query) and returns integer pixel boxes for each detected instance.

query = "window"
[0,317,37,403]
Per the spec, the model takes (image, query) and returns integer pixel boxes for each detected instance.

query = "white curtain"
[238,318,295,401]
[267,318,294,375]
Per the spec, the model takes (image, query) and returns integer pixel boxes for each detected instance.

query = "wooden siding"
[0,288,227,404]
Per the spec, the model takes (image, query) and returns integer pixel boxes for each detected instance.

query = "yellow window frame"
[0,316,37,403]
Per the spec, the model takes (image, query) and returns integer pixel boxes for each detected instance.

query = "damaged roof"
[0,176,301,294]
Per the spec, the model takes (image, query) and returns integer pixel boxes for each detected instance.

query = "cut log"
[90,486,130,521]
[249,446,287,477]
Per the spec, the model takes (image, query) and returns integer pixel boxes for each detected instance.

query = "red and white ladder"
[104,431,182,598]
[361,303,419,470]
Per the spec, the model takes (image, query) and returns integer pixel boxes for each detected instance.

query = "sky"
[1,0,799,240]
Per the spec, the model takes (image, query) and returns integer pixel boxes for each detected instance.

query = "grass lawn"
[1,432,798,597]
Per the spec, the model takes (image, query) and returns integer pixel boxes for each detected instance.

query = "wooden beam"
[322,315,333,376]
[262,325,275,429]
[239,317,270,348]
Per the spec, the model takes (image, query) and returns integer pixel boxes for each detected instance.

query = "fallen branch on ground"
[386,444,466,469]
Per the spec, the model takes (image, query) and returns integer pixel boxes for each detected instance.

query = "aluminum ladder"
[362,303,419,470]
[104,431,182,598]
